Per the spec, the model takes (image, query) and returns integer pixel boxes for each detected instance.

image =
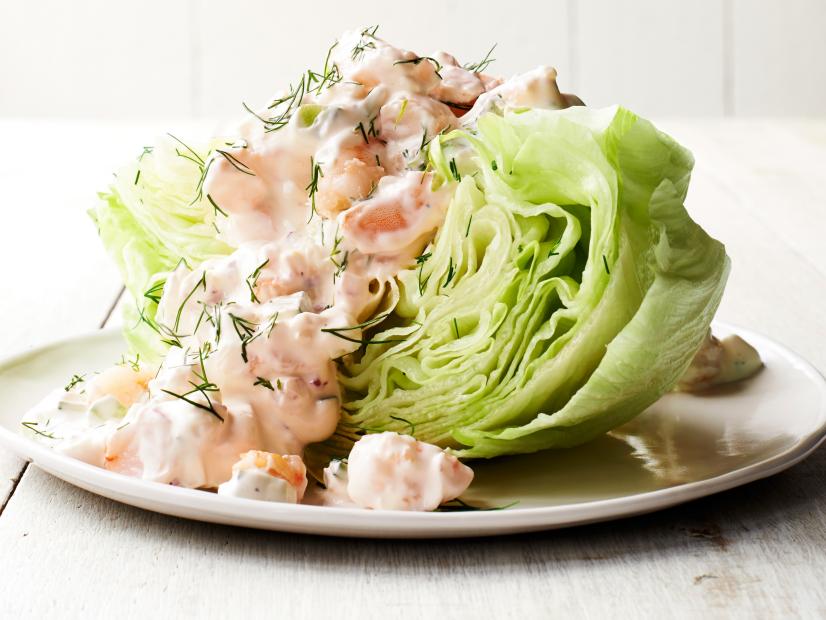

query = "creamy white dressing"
[22,30,583,504]
[678,331,763,392]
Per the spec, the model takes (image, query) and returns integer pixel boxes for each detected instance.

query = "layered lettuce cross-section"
[321,106,728,458]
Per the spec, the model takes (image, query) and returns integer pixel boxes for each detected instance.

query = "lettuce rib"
[318,106,728,460]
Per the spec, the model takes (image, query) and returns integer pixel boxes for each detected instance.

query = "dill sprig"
[264,76,307,132]
[162,345,224,422]
[228,313,260,363]
[354,121,369,144]
[174,272,207,332]
[166,133,216,207]
[254,377,275,391]
[64,374,85,392]
[465,214,473,237]
[320,312,405,347]
[452,317,460,339]
[215,149,255,176]
[306,156,324,222]
[416,251,431,295]
[245,258,269,303]
[602,255,610,275]
[143,279,165,305]
[264,311,280,338]
[389,415,416,435]
[21,421,60,440]
[436,498,519,512]
[351,25,379,61]
[367,116,379,138]
[167,133,204,167]
[394,56,443,79]
[137,303,185,349]
[206,194,227,218]
[441,257,456,289]
[118,353,141,372]
[330,226,348,282]
[448,157,461,181]
[463,44,497,73]
[331,250,349,282]
[307,41,342,94]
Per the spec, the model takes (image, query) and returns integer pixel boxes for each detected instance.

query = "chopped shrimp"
[479,73,504,92]
[340,171,451,256]
[428,52,486,113]
[217,450,308,503]
[332,31,441,94]
[343,432,474,511]
[252,239,333,310]
[465,66,584,123]
[86,364,154,409]
[315,144,385,218]
[378,94,458,171]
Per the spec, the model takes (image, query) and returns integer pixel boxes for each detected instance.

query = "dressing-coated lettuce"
[89,135,234,360]
[320,106,728,459]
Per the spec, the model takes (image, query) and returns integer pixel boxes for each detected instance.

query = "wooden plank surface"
[1,120,825,618]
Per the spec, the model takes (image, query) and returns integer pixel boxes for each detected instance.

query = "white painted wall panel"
[575,0,726,116]
[732,0,826,116]
[0,0,192,118]
[195,0,570,122]
[0,1,824,119]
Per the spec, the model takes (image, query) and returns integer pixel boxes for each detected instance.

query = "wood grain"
[1,121,825,618]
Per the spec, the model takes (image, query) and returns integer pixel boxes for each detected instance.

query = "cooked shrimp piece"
[464,66,584,123]
[332,30,441,94]
[315,144,385,218]
[217,450,308,503]
[86,364,154,409]
[343,432,474,511]
[428,52,486,112]
[379,94,458,171]
[339,171,452,256]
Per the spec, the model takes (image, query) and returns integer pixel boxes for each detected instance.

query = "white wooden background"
[1,117,826,617]
[1,0,826,121]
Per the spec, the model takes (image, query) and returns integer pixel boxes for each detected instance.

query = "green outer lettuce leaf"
[315,105,728,461]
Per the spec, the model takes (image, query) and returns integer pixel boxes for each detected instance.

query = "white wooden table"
[1,119,825,618]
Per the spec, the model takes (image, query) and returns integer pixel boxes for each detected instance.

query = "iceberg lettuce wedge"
[319,106,728,459]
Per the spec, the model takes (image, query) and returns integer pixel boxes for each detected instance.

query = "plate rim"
[0,322,824,537]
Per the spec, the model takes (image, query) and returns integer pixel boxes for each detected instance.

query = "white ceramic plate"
[1,323,824,538]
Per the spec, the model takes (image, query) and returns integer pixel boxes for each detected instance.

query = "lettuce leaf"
[318,106,728,459]
[89,135,234,360]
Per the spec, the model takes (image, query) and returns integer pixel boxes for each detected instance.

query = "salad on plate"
[20,28,762,512]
